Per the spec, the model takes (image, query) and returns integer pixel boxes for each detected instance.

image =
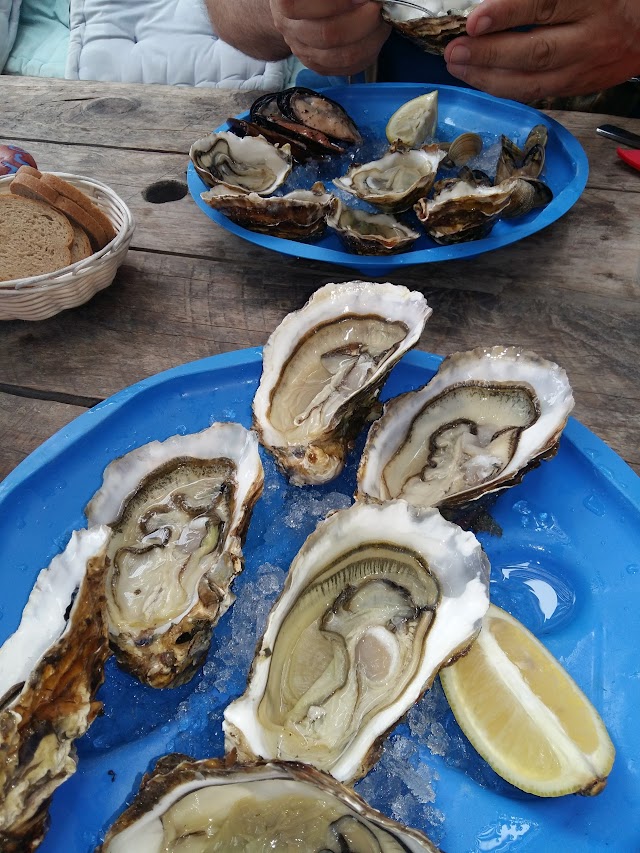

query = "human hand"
[269,0,390,76]
[443,0,640,103]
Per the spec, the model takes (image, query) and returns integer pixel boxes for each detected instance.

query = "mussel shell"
[501,177,554,219]
[277,86,362,145]
[227,116,312,163]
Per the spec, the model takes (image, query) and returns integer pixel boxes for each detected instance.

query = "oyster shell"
[333,144,446,213]
[224,499,490,783]
[85,422,264,688]
[327,201,420,254]
[252,280,432,485]
[357,346,574,510]
[0,527,111,852]
[201,181,338,240]
[189,131,292,194]
[414,175,515,244]
[97,755,441,852]
[380,0,484,54]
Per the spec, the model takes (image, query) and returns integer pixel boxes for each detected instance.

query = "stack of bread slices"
[0,166,117,283]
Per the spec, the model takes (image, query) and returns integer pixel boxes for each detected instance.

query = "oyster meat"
[252,280,432,485]
[327,201,420,255]
[85,422,264,688]
[333,144,446,213]
[380,0,484,55]
[201,181,337,241]
[189,131,292,194]
[224,500,490,783]
[0,527,111,853]
[357,346,574,510]
[97,755,441,852]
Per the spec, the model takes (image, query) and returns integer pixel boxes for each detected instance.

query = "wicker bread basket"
[0,172,135,321]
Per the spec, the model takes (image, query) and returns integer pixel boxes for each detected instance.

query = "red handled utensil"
[617,148,640,172]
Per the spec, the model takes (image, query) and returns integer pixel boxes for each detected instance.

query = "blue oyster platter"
[0,347,638,851]
[188,83,589,276]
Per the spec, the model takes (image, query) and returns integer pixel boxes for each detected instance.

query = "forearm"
[206,0,291,61]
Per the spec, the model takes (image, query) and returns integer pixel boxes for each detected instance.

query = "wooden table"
[1,77,639,479]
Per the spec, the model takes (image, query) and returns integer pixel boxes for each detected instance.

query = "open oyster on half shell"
[414,174,516,244]
[201,181,337,241]
[85,422,264,688]
[97,755,441,852]
[333,144,446,213]
[0,527,111,853]
[224,500,490,783]
[379,0,484,55]
[357,346,574,511]
[189,130,292,194]
[327,201,420,255]
[252,280,432,485]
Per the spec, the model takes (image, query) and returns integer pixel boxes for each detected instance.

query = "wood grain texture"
[0,392,88,481]
[0,78,639,481]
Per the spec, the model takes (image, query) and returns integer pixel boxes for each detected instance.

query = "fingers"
[283,3,383,51]
[292,25,390,76]
[464,0,585,36]
[271,0,390,76]
[444,25,589,75]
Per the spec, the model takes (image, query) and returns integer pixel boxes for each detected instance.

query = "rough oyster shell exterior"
[0,527,111,852]
[201,180,338,240]
[381,0,483,55]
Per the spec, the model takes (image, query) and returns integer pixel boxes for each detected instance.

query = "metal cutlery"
[596,124,640,149]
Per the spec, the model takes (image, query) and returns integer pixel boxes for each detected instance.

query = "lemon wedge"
[439,604,615,797]
[385,91,438,147]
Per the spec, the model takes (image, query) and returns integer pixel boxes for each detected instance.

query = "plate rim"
[2,347,637,514]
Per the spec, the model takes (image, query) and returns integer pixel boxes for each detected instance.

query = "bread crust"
[10,166,116,251]
[42,174,116,247]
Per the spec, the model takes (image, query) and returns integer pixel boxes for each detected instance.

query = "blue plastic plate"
[1,349,638,852]
[188,83,589,276]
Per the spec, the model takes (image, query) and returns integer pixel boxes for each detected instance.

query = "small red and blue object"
[0,144,38,176]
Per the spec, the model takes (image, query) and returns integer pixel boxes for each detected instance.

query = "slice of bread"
[10,166,116,252]
[71,224,92,263]
[0,195,74,282]
[41,173,116,247]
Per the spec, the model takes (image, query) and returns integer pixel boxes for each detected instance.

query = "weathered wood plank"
[0,392,88,482]
[0,77,255,152]
[1,139,638,300]
[0,77,638,193]
[0,249,638,472]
